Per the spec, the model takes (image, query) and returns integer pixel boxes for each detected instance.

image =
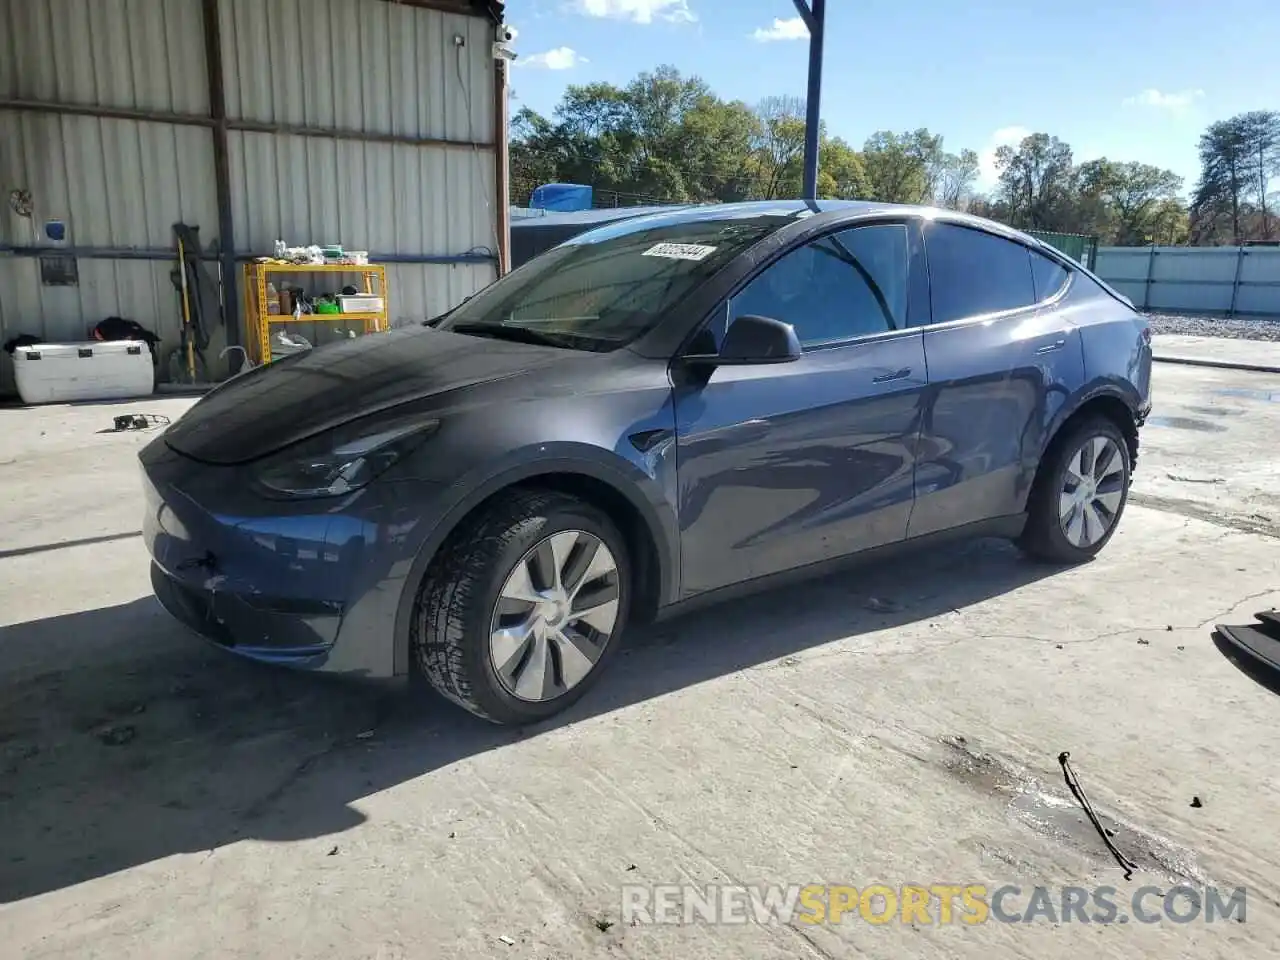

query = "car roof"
[510,204,691,226]
[582,199,1049,249]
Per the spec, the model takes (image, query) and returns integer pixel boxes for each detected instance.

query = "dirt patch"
[937,735,1206,883]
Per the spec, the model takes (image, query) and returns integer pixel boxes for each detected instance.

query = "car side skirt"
[653,513,1027,622]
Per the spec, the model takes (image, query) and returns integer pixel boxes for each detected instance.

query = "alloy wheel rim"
[1058,434,1126,548]
[489,530,621,702]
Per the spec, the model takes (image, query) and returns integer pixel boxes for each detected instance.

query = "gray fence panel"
[1095,245,1280,317]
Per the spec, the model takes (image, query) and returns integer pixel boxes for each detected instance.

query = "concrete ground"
[1132,362,1280,538]
[1152,334,1280,374]
[1,364,1279,960]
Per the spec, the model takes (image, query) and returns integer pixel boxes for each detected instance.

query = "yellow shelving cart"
[243,262,390,365]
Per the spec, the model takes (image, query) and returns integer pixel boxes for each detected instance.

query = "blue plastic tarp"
[529,183,594,212]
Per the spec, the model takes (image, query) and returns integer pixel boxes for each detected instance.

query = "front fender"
[388,443,680,676]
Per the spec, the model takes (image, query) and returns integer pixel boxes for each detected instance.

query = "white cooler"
[13,340,156,405]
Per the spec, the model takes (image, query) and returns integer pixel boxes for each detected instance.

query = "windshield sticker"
[642,242,717,262]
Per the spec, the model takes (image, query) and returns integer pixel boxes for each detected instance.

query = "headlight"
[252,413,440,499]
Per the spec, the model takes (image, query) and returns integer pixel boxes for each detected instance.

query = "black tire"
[1019,416,1132,564]
[412,489,631,725]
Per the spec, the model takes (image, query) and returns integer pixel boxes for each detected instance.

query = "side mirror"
[685,315,802,367]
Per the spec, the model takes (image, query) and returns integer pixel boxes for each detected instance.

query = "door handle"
[1035,339,1067,355]
[872,367,912,384]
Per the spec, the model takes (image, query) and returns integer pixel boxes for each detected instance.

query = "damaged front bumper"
[139,434,413,678]
[150,562,340,666]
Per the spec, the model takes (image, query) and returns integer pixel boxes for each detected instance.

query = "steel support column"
[791,0,826,200]
[201,0,240,365]
[494,57,512,276]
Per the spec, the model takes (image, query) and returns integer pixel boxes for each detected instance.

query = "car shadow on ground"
[0,536,1059,904]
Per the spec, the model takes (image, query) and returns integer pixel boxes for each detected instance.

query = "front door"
[674,221,930,598]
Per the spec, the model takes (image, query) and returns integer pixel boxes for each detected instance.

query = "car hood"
[163,326,575,465]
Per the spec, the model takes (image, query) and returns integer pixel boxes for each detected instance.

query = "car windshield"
[435,206,809,352]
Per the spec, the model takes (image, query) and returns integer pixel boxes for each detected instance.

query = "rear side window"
[728,223,909,346]
[925,223,1036,324]
[1030,249,1070,302]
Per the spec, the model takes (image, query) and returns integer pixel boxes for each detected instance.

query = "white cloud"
[572,0,696,24]
[976,125,1031,189]
[751,16,808,42]
[517,47,588,69]
[1122,88,1205,110]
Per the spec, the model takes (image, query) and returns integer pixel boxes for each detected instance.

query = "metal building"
[0,0,510,394]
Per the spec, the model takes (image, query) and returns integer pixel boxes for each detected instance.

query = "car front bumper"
[140,433,444,678]
[150,561,339,666]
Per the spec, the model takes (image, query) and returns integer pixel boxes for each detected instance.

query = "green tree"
[1191,117,1250,244]
[819,137,868,200]
[933,148,980,209]
[1149,197,1191,245]
[994,133,1077,230]
[746,96,808,199]
[746,98,869,200]
[509,106,566,203]
[1077,159,1184,244]
[508,66,1246,247]
[681,97,761,201]
[861,130,934,203]
[1238,110,1280,239]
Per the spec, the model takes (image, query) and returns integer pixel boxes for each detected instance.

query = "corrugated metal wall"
[0,0,501,395]
[0,0,218,394]
[220,0,498,324]
[1,0,209,111]
[1096,246,1280,317]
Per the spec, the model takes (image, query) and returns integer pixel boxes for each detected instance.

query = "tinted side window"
[1030,249,1070,302]
[728,223,909,346]
[926,223,1035,324]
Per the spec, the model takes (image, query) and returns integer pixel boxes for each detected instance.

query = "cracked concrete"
[2,364,1280,959]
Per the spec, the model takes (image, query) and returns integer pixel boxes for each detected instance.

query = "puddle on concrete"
[1214,388,1280,403]
[1145,415,1227,433]
[1183,405,1246,418]
[938,735,1205,883]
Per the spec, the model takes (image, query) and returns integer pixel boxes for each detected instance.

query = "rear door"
[909,222,1086,537]
[673,220,931,598]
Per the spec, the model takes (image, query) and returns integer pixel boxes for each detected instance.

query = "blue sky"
[508,0,1280,196]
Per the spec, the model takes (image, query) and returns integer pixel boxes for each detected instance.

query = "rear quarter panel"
[1068,280,1153,419]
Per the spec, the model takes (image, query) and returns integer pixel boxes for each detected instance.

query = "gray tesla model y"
[141,201,1152,724]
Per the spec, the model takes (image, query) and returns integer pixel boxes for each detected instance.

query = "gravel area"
[1145,311,1280,341]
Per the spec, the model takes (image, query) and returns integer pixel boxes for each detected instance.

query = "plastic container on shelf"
[13,340,156,404]
[266,282,282,314]
[337,294,384,313]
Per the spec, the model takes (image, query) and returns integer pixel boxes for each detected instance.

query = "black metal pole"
[201,0,241,369]
[801,0,825,200]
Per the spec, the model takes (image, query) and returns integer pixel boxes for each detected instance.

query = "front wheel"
[1020,417,1132,564]
[412,490,630,724]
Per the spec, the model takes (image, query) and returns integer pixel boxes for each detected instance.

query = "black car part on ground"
[1215,610,1280,675]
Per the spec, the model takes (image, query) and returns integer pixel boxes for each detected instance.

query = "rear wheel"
[412,490,630,724]
[1020,417,1131,564]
